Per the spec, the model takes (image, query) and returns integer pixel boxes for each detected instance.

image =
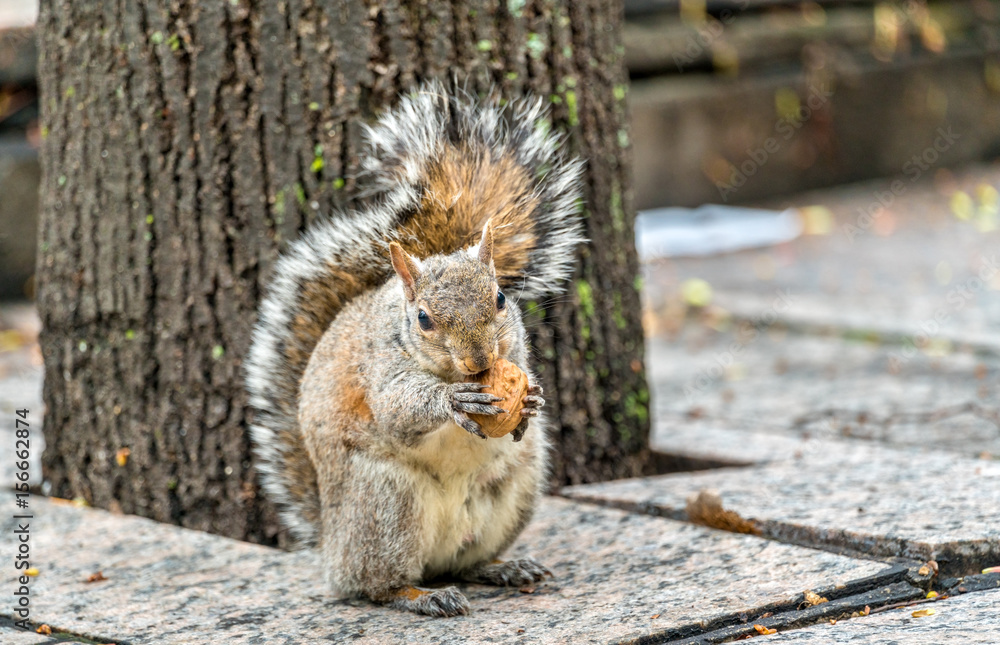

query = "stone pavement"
[2,164,1000,643]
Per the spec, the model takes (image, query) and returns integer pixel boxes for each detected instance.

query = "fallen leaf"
[25,568,39,577]
[86,571,107,583]
[982,566,1000,574]
[753,624,777,635]
[36,625,52,635]
[926,591,938,599]
[519,586,535,594]
[918,565,930,576]
[116,447,131,467]
[802,590,828,607]
[912,608,935,618]
[686,490,759,535]
[651,614,660,620]
[516,629,525,634]
[862,605,870,616]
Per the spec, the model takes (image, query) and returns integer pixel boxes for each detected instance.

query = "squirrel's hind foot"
[386,585,471,617]
[460,558,552,587]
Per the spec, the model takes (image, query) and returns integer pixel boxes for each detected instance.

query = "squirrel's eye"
[496,290,506,311]
[417,309,433,331]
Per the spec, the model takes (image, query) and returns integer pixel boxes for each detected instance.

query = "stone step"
[1,491,899,644]
[564,439,1000,576]
[645,328,1000,460]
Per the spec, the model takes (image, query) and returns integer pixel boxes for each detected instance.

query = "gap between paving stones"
[559,490,921,573]
[1,616,121,645]
[662,571,1000,645]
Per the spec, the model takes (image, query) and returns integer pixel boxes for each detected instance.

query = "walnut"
[467,358,529,438]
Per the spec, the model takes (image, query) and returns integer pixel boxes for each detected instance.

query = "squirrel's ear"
[475,219,495,269]
[389,242,420,301]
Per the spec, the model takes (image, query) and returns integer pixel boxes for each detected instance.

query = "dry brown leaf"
[115,447,131,467]
[918,565,930,576]
[753,624,777,635]
[685,490,759,535]
[802,590,828,607]
[86,571,107,583]
[36,625,52,635]
[651,614,661,620]
[912,608,935,618]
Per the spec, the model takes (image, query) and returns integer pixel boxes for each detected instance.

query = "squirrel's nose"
[459,349,497,375]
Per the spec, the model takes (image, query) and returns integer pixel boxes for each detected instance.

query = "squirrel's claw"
[527,385,543,396]
[453,392,504,405]
[456,402,507,416]
[453,411,488,439]
[521,394,544,410]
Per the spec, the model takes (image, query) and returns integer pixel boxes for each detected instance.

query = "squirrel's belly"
[407,421,537,577]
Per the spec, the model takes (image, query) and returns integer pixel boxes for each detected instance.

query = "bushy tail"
[246,83,584,545]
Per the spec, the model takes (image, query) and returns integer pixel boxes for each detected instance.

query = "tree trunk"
[36,0,650,544]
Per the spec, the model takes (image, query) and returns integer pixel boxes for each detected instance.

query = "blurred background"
[2,0,999,299]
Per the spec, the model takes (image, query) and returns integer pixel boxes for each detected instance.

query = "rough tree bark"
[36,0,650,544]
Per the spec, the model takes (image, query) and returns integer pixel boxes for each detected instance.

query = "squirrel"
[246,83,584,617]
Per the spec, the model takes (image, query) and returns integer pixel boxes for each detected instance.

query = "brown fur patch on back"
[399,146,538,276]
[286,265,382,383]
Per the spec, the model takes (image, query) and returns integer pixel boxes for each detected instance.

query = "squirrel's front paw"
[449,383,504,439]
[511,385,544,442]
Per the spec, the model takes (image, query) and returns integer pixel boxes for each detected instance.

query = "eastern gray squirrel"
[246,84,584,617]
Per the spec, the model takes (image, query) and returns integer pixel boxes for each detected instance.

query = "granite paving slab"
[564,441,1000,576]
[764,587,1000,644]
[641,163,1000,351]
[645,327,1000,459]
[0,492,898,645]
